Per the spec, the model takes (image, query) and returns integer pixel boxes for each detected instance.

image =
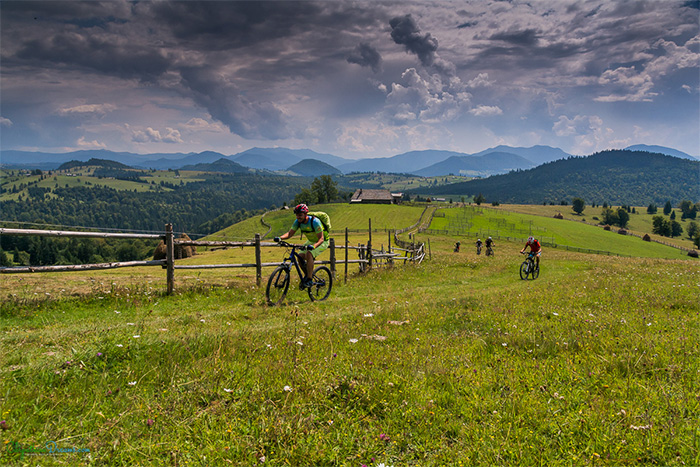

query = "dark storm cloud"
[179,67,292,140]
[347,43,382,72]
[15,33,171,82]
[389,14,439,66]
[489,28,540,47]
[145,1,329,51]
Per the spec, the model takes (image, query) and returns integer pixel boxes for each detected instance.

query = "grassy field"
[428,205,692,260]
[493,204,697,251]
[207,203,427,241]
[1,206,698,466]
[0,168,207,201]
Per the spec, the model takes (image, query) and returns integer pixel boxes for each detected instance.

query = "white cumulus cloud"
[469,105,503,117]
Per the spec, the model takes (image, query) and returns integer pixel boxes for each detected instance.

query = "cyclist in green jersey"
[275,204,329,288]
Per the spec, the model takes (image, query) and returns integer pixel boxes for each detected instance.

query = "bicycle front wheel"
[266,266,290,306]
[519,261,530,280]
[307,266,332,302]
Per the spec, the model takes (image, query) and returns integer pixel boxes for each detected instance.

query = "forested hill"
[1,174,310,236]
[58,158,131,170]
[419,150,700,205]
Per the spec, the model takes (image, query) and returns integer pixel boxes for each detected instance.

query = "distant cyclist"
[520,236,541,268]
[274,204,329,288]
[485,236,495,256]
[454,241,461,252]
[475,238,483,255]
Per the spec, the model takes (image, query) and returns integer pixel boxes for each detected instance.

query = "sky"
[1,0,699,160]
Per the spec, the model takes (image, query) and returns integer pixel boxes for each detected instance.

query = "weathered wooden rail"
[1,222,426,294]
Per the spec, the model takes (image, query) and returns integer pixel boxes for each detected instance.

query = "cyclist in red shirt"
[520,236,541,268]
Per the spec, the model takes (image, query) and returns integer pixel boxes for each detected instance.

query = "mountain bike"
[476,244,482,255]
[486,245,494,257]
[519,251,539,280]
[266,240,332,305]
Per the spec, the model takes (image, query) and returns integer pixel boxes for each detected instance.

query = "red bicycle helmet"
[293,203,309,214]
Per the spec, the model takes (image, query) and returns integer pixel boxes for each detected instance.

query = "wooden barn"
[350,188,401,204]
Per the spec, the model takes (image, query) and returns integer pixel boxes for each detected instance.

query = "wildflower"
[128,381,137,386]
[283,386,293,392]
[363,313,374,317]
[97,352,103,357]
[349,338,359,343]
[379,433,390,442]
[552,312,559,316]
[224,388,233,393]
[200,319,205,323]
[116,344,123,347]
[127,323,135,326]
[502,343,507,347]
[0,420,7,431]
[146,419,155,427]
[133,335,140,338]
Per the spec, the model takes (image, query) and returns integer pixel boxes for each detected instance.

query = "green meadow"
[0,204,698,466]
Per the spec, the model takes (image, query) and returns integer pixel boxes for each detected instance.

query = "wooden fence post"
[329,238,336,280]
[344,228,349,284]
[166,223,174,294]
[255,233,262,287]
[368,218,372,270]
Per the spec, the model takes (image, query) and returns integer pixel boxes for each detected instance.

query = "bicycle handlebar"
[274,240,309,250]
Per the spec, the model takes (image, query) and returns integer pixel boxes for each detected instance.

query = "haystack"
[617,229,628,235]
[554,213,564,219]
[152,233,197,260]
[688,250,699,258]
[642,234,651,242]
[603,225,612,231]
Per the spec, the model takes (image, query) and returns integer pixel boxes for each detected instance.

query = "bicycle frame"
[279,242,308,282]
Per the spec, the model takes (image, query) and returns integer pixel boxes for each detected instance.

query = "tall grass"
[1,237,698,466]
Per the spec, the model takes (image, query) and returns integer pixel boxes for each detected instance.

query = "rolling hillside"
[413,152,534,177]
[419,150,700,205]
[287,159,342,177]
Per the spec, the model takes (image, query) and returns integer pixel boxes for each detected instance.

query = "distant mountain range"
[418,150,700,205]
[1,144,697,176]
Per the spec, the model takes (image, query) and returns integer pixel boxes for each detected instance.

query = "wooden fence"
[0,222,425,294]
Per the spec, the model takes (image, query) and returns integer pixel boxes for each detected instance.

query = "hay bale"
[642,234,651,242]
[688,250,699,258]
[152,233,196,260]
[618,228,627,235]
[603,225,612,231]
[554,213,564,219]
[153,241,166,260]
[177,233,196,259]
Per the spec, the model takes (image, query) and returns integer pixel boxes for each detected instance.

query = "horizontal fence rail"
[1,222,426,293]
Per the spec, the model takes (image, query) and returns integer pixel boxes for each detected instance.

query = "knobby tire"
[266,266,290,306]
[307,266,332,302]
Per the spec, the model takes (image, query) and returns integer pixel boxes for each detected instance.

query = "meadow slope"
[0,231,698,466]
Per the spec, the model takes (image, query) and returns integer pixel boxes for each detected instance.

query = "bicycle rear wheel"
[307,266,332,302]
[531,263,540,279]
[519,260,530,280]
[266,266,290,305]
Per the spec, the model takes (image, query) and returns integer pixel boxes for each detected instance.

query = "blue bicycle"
[266,240,333,306]
[519,251,540,280]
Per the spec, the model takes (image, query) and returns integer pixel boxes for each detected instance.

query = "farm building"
[350,189,401,204]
